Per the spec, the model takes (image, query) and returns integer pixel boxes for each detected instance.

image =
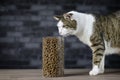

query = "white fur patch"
[57,21,75,37]
[104,40,120,55]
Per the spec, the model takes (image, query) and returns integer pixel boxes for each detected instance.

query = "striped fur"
[54,11,120,75]
[91,11,120,66]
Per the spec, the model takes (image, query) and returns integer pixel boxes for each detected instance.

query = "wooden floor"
[0,69,120,80]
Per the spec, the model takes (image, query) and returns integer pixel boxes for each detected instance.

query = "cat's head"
[54,11,77,37]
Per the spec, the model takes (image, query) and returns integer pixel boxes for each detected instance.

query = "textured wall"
[0,0,120,69]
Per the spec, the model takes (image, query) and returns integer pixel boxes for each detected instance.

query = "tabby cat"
[54,11,120,76]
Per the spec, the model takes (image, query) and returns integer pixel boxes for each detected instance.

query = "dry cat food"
[42,37,64,77]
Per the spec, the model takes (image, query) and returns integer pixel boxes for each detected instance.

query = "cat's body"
[54,11,120,76]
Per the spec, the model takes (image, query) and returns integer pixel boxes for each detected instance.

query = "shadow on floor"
[64,69,120,77]
[64,71,88,77]
[104,69,120,75]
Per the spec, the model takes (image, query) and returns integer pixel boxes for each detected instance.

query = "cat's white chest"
[75,13,95,46]
[79,34,91,46]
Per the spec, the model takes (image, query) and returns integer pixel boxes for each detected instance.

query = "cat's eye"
[63,25,68,28]
[63,25,65,27]
[63,25,69,29]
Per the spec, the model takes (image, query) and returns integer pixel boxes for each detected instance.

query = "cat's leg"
[99,54,105,73]
[89,34,105,76]
[89,51,105,75]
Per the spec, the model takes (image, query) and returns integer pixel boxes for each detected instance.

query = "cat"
[54,11,120,76]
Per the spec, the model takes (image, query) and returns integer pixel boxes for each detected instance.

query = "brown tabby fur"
[90,11,120,65]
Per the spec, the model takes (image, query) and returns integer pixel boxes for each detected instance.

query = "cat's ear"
[53,15,62,21]
[63,13,73,20]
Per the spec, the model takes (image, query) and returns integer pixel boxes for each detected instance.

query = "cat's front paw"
[89,65,99,76]
[89,69,99,76]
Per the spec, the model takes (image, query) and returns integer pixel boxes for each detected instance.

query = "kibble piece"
[42,37,64,77]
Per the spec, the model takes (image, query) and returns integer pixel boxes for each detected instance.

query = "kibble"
[42,37,64,77]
